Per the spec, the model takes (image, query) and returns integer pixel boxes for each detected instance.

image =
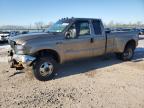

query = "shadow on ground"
[54,54,122,79]
[132,47,144,62]
[9,71,25,77]
[54,47,144,80]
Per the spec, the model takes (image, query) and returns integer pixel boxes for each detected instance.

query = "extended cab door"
[62,20,93,61]
[91,20,106,56]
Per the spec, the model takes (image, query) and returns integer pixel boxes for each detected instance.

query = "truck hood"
[10,32,63,44]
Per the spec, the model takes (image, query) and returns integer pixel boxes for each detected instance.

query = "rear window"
[92,20,102,35]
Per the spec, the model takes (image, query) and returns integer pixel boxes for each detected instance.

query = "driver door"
[62,20,93,61]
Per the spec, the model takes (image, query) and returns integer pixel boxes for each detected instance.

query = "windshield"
[46,21,69,33]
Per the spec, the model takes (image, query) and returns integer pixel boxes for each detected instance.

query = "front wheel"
[33,57,57,81]
[116,45,135,61]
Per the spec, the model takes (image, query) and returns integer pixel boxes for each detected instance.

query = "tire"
[115,53,122,60]
[32,57,57,81]
[116,45,135,61]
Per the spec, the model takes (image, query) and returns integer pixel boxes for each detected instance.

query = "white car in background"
[0,32,10,42]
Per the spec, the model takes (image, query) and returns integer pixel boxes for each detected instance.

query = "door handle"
[90,38,94,43]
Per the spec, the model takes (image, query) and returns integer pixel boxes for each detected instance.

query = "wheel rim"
[123,48,133,59]
[39,62,53,77]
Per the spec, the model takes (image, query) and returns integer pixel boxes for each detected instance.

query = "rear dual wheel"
[116,45,135,61]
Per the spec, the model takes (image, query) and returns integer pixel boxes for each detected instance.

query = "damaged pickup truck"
[8,18,139,81]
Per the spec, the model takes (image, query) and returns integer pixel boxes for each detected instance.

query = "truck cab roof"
[60,17,101,22]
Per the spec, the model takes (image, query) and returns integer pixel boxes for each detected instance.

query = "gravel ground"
[0,40,144,108]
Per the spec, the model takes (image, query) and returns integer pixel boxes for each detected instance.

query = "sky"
[0,0,144,25]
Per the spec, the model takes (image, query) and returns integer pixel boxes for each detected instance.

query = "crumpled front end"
[8,50,36,70]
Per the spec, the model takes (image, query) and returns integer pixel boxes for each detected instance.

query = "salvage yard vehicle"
[8,18,139,81]
[139,29,144,35]
[0,32,10,42]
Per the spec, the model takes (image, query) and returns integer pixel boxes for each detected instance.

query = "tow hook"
[10,59,24,70]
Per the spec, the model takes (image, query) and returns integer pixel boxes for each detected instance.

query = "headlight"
[15,45,25,54]
[15,43,31,55]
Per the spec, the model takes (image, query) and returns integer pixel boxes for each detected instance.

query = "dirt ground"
[0,40,144,108]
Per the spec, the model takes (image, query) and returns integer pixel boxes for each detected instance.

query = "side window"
[78,21,90,36]
[66,21,90,39]
[92,20,102,35]
[67,24,77,39]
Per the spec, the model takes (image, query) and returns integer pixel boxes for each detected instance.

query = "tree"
[108,21,114,27]
[35,22,44,30]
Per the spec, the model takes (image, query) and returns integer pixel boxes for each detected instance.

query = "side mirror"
[65,31,70,38]
[65,29,76,39]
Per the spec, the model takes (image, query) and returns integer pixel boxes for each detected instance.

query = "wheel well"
[125,40,136,49]
[34,49,60,63]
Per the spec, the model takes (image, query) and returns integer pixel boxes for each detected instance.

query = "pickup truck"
[8,18,139,81]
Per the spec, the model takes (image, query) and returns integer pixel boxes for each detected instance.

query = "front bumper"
[12,54,36,66]
[8,50,36,70]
